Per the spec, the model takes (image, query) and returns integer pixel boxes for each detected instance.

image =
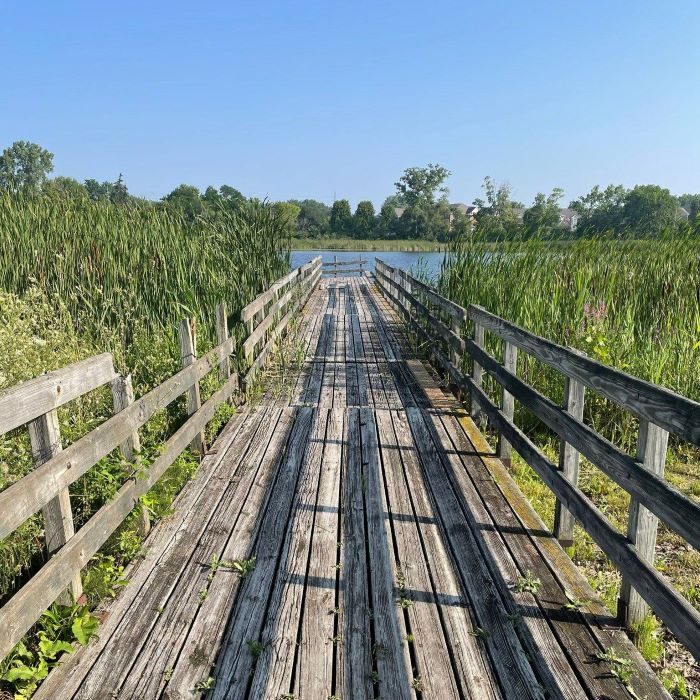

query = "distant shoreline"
[291,237,447,252]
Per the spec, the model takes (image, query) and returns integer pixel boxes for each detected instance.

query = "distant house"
[393,206,406,219]
[449,202,479,229]
[676,206,690,221]
[558,208,579,231]
[512,207,526,222]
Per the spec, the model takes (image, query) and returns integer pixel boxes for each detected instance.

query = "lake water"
[291,249,446,281]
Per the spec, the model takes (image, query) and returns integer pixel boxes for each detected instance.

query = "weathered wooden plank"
[246,409,328,698]
[215,301,231,384]
[27,410,82,604]
[110,374,149,536]
[339,407,374,699]
[383,408,501,700]
[404,406,545,699]
[294,408,343,698]
[0,353,117,435]
[468,303,700,446]
[375,409,461,698]
[497,340,517,465]
[360,408,413,700]
[210,407,315,699]
[0,371,240,663]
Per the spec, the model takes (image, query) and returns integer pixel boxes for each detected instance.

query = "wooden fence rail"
[0,258,322,663]
[321,255,368,276]
[374,258,700,661]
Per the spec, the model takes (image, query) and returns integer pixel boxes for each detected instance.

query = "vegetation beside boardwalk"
[0,194,289,697]
[441,233,700,697]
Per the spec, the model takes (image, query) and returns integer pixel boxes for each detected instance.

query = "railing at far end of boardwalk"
[373,257,700,662]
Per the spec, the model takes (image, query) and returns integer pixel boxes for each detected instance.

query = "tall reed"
[441,235,700,445]
[0,194,290,346]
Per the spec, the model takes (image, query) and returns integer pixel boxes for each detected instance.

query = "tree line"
[2,140,697,241]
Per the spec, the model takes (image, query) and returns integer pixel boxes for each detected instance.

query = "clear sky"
[2,1,698,208]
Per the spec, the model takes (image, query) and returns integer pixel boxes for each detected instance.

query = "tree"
[110,173,129,205]
[570,184,627,235]
[84,179,115,201]
[0,141,54,194]
[523,188,564,238]
[622,185,678,237]
[329,199,352,235]
[377,202,399,239]
[272,201,300,238]
[43,176,88,200]
[163,184,203,219]
[353,200,376,239]
[394,163,451,208]
[219,185,245,208]
[473,176,521,240]
[290,199,331,237]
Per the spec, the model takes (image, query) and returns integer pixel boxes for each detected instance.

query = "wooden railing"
[0,258,322,662]
[321,255,368,276]
[374,258,700,661]
[241,256,321,388]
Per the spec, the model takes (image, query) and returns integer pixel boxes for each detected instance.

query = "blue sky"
[2,1,698,208]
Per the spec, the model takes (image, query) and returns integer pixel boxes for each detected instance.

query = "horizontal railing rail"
[374,258,700,661]
[0,258,322,663]
[321,255,368,276]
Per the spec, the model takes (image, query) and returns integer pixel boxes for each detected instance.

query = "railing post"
[28,410,82,604]
[111,374,149,537]
[552,367,586,548]
[334,254,338,278]
[179,317,205,454]
[470,322,485,423]
[497,341,517,466]
[215,302,230,383]
[618,419,669,628]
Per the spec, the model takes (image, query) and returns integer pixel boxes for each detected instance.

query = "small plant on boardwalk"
[563,590,587,612]
[224,556,257,578]
[246,640,264,658]
[469,627,490,641]
[163,666,174,681]
[194,676,215,692]
[515,570,541,595]
[595,648,633,685]
[412,676,425,691]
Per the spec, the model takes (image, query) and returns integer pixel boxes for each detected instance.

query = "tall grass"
[441,235,700,446]
[0,193,290,345]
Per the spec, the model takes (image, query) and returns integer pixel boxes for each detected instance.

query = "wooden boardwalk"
[33,275,669,699]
